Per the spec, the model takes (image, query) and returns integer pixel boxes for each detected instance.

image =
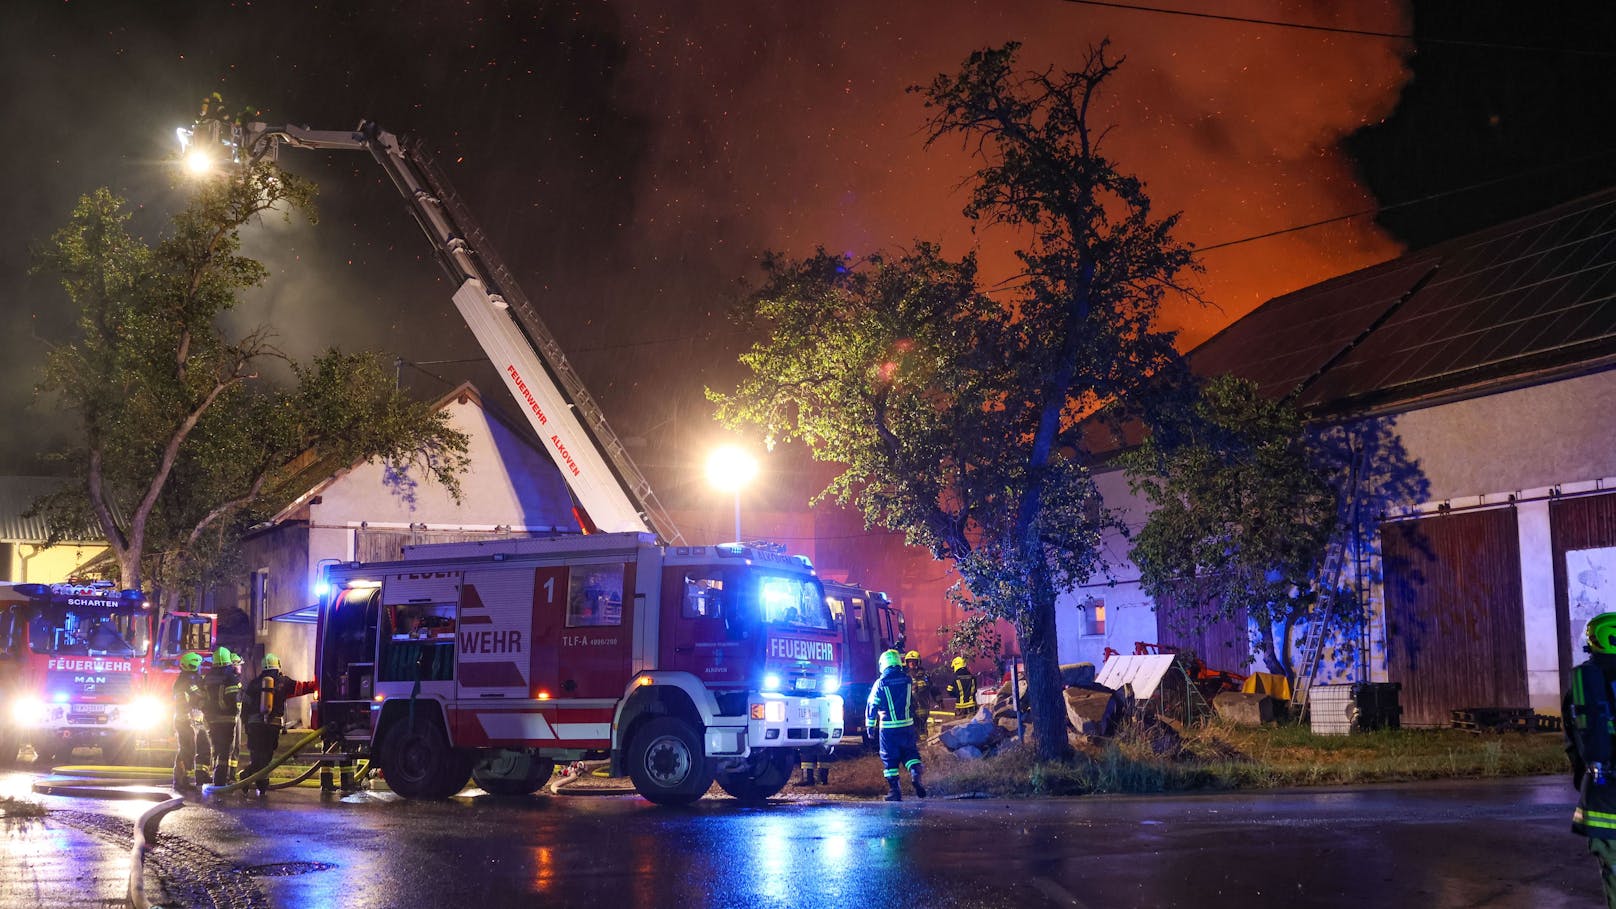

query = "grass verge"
[816,721,1570,799]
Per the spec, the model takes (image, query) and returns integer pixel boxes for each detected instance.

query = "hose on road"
[201,727,324,797]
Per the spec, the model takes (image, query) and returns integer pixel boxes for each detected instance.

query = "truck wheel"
[472,750,555,796]
[628,716,714,806]
[715,750,794,804]
[381,717,470,799]
[104,734,138,767]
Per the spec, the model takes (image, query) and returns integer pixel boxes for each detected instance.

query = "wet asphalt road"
[9,773,1603,909]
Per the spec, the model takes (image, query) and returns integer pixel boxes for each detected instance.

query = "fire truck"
[0,580,216,765]
[182,117,845,802]
[822,581,906,739]
[317,534,843,804]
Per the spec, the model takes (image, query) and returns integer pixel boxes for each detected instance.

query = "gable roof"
[1190,186,1616,418]
[263,381,543,525]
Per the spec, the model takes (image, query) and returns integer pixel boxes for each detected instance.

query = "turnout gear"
[200,658,243,786]
[904,653,934,736]
[1564,622,1616,907]
[866,659,924,800]
[946,663,978,717]
[241,663,317,795]
[170,660,209,790]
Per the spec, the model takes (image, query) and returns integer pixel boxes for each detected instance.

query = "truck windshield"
[759,574,832,630]
[29,608,148,656]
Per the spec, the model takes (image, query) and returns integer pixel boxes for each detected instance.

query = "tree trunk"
[1255,619,1293,686]
[1022,588,1071,762]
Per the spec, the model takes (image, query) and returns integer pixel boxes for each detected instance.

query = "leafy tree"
[1122,374,1338,681]
[712,42,1199,760]
[33,162,469,598]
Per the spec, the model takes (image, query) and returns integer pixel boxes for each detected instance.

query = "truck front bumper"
[703,694,843,757]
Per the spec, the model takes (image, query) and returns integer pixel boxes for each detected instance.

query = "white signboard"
[1567,546,1616,652]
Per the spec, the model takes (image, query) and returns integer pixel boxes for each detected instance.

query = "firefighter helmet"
[262,653,281,670]
[878,649,902,671]
[904,650,920,662]
[179,652,202,672]
[1588,613,1616,654]
[213,646,234,666]
[950,656,967,672]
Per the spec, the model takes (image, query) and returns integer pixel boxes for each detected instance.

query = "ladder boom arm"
[251,121,683,544]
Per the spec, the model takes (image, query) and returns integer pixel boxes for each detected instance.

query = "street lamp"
[705,445,758,543]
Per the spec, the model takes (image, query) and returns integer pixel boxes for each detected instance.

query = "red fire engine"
[822,580,905,739]
[0,580,215,765]
[317,534,843,804]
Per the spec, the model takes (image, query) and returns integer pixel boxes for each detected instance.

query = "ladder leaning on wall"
[1290,440,1370,719]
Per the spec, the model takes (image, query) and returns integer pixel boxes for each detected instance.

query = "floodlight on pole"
[705,445,758,543]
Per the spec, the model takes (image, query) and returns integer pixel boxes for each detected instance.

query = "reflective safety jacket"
[1566,654,1616,839]
[867,666,917,730]
[201,665,242,721]
[244,668,317,726]
[946,668,978,711]
[170,670,205,730]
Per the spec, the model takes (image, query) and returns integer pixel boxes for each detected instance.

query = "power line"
[1057,0,1616,58]
[1196,146,1616,253]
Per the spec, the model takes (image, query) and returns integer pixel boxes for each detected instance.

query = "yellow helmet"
[1589,613,1616,654]
[951,656,967,672]
[904,650,920,662]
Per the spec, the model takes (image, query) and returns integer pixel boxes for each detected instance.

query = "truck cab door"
[659,567,745,685]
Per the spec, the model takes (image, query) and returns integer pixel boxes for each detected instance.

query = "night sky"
[1,1,1611,539]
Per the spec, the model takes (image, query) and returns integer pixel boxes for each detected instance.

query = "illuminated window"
[1083,599,1106,636]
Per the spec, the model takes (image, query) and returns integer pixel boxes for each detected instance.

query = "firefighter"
[904,650,934,736]
[1566,612,1616,908]
[945,656,978,717]
[798,750,830,787]
[241,654,317,797]
[170,652,209,790]
[200,645,243,787]
[865,648,925,801]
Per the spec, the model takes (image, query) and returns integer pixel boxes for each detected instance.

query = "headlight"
[764,701,786,723]
[762,673,782,692]
[821,674,840,695]
[123,696,166,730]
[9,696,46,727]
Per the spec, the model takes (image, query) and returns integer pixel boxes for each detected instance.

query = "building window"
[251,569,270,636]
[1083,598,1106,636]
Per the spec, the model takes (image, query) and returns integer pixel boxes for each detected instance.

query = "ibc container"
[1309,684,1356,735]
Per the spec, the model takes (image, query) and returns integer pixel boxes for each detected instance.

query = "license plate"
[795,678,816,691]
[71,704,105,715]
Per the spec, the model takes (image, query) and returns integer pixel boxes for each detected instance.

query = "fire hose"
[200,727,324,796]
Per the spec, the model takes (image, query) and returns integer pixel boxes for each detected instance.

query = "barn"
[1063,187,1616,724]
